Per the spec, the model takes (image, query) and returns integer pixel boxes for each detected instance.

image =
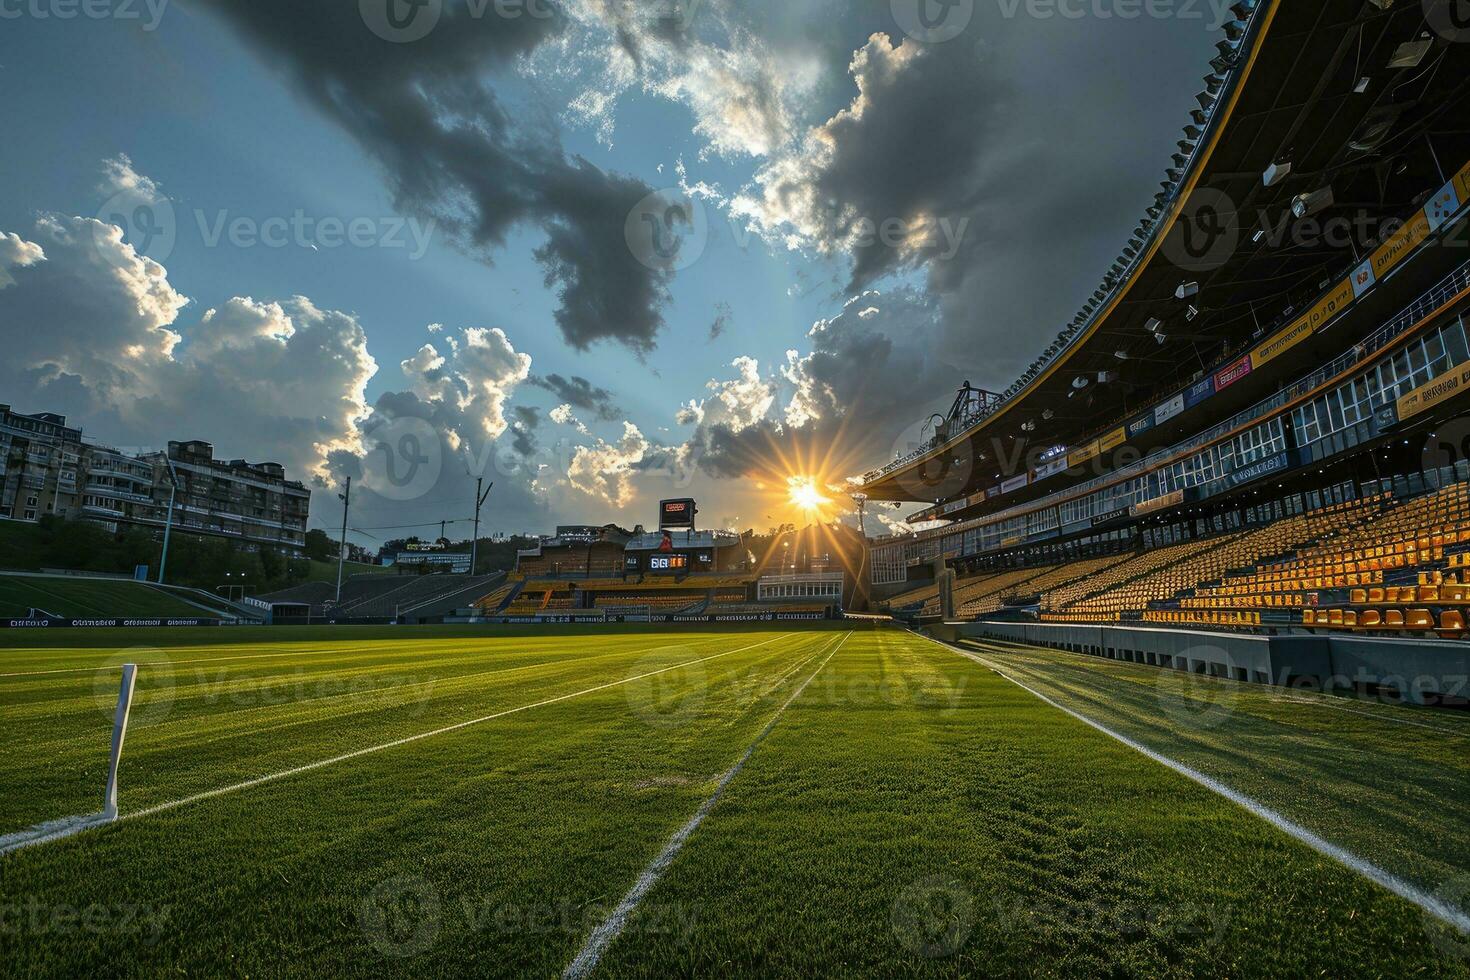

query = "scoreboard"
[659,498,697,529]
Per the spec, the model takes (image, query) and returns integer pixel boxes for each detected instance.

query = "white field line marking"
[134,638,735,735]
[563,630,852,980]
[963,635,1470,736]
[0,633,798,856]
[960,636,1470,739]
[0,813,115,856]
[920,631,1470,934]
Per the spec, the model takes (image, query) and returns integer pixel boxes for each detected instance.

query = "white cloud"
[0,213,375,483]
[0,231,45,289]
[398,325,532,439]
[549,403,591,435]
[567,421,650,506]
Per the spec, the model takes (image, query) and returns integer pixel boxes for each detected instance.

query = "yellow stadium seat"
[1360,610,1382,628]
[1386,609,1405,628]
[1407,609,1434,631]
[1440,610,1466,638]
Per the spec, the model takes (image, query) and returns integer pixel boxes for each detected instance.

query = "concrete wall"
[941,620,1468,704]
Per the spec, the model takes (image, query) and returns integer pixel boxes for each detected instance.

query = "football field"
[2,625,1469,976]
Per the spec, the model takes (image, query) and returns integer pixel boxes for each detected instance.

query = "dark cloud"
[510,404,540,457]
[708,301,732,341]
[528,372,621,420]
[197,0,674,353]
[684,288,964,481]
[740,13,1219,395]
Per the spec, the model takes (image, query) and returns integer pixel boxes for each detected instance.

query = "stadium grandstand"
[453,500,861,624]
[863,0,1470,700]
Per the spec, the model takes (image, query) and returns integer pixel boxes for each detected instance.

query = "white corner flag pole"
[103,664,138,821]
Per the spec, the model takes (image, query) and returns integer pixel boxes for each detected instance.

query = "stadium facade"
[859,1,1470,687]
[0,405,310,554]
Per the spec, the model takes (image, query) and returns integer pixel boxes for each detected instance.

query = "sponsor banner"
[1350,258,1376,299]
[2,618,221,629]
[1061,520,1092,536]
[1001,535,1024,548]
[1130,489,1185,518]
[1126,414,1154,440]
[1214,355,1252,392]
[1456,161,1470,212]
[941,499,969,515]
[1397,362,1470,421]
[1155,393,1186,425]
[1426,179,1462,232]
[1035,458,1068,480]
[1098,427,1126,454]
[1304,279,1354,333]
[1000,474,1028,494]
[1091,506,1130,526]
[1068,441,1100,469]
[1251,315,1313,370]
[1370,209,1431,282]
[1373,402,1400,433]
[1183,376,1215,410]
[1225,451,1290,490]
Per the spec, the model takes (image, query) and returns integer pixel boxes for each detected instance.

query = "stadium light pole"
[156,454,181,585]
[470,479,493,575]
[335,476,351,605]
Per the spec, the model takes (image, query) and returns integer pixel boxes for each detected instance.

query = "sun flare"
[786,475,832,514]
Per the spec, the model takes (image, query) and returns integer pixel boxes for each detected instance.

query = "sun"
[787,475,832,515]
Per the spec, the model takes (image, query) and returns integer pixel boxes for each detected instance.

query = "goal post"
[102,663,138,821]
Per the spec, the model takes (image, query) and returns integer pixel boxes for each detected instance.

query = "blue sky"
[0,0,1222,542]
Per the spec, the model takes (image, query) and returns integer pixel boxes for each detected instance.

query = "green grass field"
[2,625,1469,976]
[0,575,223,619]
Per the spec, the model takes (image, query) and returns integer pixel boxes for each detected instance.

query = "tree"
[304,528,335,562]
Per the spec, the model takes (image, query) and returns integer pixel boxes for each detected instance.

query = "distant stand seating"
[1025,476,1470,638]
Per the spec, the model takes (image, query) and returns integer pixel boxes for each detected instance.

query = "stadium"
[6,1,1470,976]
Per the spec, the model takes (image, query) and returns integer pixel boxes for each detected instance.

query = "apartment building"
[0,405,309,554]
[0,404,84,523]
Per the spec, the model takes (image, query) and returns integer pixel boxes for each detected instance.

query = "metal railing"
[873,257,1470,547]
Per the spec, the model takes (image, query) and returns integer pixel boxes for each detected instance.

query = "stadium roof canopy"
[859,0,1470,517]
